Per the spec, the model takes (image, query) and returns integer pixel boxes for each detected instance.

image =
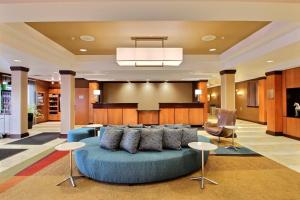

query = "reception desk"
[93,102,205,126]
[93,103,138,125]
[159,103,205,125]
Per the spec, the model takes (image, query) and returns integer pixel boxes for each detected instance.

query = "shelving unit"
[36,92,45,123]
[48,89,61,121]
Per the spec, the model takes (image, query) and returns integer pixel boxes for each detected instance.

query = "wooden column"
[258,78,267,124]
[10,66,29,138]
[266,71,283,136]
[59,70,76,136]
[220,70,236,110]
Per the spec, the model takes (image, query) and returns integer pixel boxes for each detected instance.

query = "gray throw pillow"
[163,128,182,150]
[181,128,198,147]
[139,128,163,151]
[100,128,123,150]
[120,128,141,154]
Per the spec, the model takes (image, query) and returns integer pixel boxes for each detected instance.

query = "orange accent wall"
[75,88,89,125]
[195,81,208,122]
[88,82,99,123]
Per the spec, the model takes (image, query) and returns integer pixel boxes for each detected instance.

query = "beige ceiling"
[26,21,269,55]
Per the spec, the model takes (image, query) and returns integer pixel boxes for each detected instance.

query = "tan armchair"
[204,109,236,142]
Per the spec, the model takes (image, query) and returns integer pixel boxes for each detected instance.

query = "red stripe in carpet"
[16,150,69,176]
[0,150,68,192]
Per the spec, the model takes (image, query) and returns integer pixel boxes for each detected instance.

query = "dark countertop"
[93,103,138,109]
[159,102,204,108]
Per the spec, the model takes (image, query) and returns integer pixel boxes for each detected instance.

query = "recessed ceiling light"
[80,35,95,42]
[266,60,274,63]
[13,59,22,62]
[71,36,76,41]
[201,35,217,42]
[209,48,217,52]
[80,48,87,52]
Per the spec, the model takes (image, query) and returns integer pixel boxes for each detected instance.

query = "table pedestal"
[225,128,240,151]
[56,150,83,187]
[190,148,218,189]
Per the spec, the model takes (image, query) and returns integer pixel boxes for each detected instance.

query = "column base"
[266,130,283,136]
[9,132,29,139]
[59,134,67,139]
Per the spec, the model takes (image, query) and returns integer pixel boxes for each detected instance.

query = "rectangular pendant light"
[116,48,183,67]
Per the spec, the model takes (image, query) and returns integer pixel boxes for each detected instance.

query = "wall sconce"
[211,93,217,98]
[236,90,244,96]
[195,89,202,102]
[93,89,101,103]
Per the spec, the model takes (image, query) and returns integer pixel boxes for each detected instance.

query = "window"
[247,80,259,107]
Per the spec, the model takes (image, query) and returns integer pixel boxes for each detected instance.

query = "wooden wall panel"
[188,108,204,125]
[159,108,174,124]
[174,108,189,124]
[285,67,300,88]
[107,108,123,125]
[88,82,99,123]
[286,118,300,138]
[123,108,138,125]
[235,81,259,123]
[266,73,283,134]
[138,111,159,125]
[75,88,89,125]
[258,79,267,123]
[93,108,107,125]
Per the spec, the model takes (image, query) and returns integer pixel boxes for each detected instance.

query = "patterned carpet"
[0,150,300,200]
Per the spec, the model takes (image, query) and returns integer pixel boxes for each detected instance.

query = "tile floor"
[0,119,300,175]
[199,119,300,173]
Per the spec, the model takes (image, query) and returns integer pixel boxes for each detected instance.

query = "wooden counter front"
[159,103,205,125]
[93,103,138,125]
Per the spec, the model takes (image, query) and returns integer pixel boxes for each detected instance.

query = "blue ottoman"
[74,135,210,184]
[67,128,95,142]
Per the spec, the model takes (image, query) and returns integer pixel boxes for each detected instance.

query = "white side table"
[84,124,103,136]
[224,125,240,151]
[188,142,218,189]
[55,142,85,187]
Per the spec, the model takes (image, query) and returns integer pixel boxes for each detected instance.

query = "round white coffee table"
[188,142,218,189]
[224,125,240,151]
[84,124,103,136]
[55,142,85,187]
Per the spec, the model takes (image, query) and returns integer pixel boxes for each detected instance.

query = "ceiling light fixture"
[209,48,216,52]
[266,60,274,63]
[80,35,95,42]
[116,36,183,67]
[201,35,217,42]
[80,48,87,52]
[13,59,22,62]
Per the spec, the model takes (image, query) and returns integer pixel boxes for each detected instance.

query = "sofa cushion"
[100,128,124,150]
[120,128,141,154]
[181,128,198,147]
[139,128,163,152]
[67,127,95,142]
[163,128,182,150]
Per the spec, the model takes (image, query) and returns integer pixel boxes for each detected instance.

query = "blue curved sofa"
[74,135,210,184]
[67,127,95,142]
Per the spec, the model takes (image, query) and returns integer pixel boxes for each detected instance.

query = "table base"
[225,146,240,151]
[190,176,218,189]
[56,175,84,187]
